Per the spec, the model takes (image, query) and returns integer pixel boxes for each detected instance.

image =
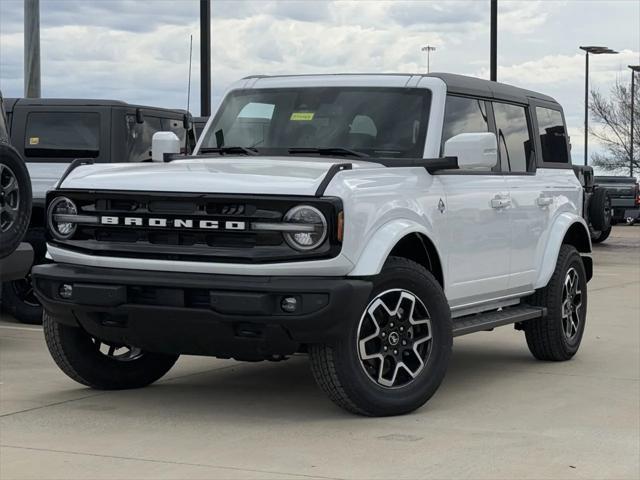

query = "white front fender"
[534,213,592,289]
[348,220,440,277]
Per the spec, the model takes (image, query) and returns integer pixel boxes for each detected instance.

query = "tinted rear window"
[25,112,100,159]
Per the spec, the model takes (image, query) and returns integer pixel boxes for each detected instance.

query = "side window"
[493,102,532,173]
[24,112,100,159]
[125,115,163,162]
[535,107,569,164]
[442,96,489,145]
[161,118,187,146]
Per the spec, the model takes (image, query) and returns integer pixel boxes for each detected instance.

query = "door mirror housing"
[151,131,180,162]
[444,132,497,170]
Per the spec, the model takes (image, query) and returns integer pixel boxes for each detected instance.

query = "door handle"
[491,195,511,209]
[536,196,553,207]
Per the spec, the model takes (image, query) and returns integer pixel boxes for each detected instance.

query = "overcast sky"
[0,0,638,165]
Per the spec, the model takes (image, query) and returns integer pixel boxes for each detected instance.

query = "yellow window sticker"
[29,137,40,145]
[290,112,315,121]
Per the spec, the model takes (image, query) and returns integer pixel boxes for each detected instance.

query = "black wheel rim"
[357,289,433,389]
[561,267,583,340]
[91,338,144,362]
[0,163,20,233]
[11,274,40,307]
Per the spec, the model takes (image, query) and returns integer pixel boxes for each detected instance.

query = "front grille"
[48,190,342,263]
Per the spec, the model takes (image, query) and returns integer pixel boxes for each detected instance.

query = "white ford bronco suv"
[33,74,592,416]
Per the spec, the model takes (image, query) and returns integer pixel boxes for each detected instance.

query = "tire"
[309,256,452,416]
[590,225,612,244]
[1,275,42,324]
[589,188,611,232]
[524,245,587,361]
[43,312,179,390]
[0,144,31,258]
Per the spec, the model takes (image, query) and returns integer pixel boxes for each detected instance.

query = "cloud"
[1,0,638,166]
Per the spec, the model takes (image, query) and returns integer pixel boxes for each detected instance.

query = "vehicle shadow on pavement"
[112,341,538,419]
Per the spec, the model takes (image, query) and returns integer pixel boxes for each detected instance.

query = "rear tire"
[590,225,612,244]
[309,257,452,416]
[524,245,587,361]
[43,312,179,389]
[2,275,42,324]
[589,188,611,232]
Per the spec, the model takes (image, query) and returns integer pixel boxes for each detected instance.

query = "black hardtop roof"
[426,73,557,104]
[242,72,559,105]
[6,97,188,114]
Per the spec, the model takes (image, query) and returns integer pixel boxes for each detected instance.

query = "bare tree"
[589,78,639,175]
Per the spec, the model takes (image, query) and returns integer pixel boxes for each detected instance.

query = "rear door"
[501,101,575,291]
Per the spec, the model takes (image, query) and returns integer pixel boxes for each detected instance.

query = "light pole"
[579,46,618,166]
[490,0,497,81]
[421,45,436,73]
[629,65,640,177]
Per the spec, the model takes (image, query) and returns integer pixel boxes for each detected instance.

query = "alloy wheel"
[0,163,20,232]
[357,289,433,388]
[561,267,583,340]
[92,338,144,362]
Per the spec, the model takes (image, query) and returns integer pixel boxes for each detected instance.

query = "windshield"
[200,87,431,158]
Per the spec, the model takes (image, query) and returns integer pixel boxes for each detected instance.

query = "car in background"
[0,91,33,282]
[1,98,196,323]
[594,175,640,225]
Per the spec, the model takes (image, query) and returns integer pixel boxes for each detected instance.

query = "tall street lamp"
[629,65,640,177]
[579,46,618,166]
[422,45,436,73]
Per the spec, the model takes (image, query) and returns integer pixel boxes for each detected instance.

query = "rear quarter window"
[24,112,100,159]
[535,107,569,164]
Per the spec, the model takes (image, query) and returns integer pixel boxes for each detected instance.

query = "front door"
[439,174,511,306]
[437,95,511,307]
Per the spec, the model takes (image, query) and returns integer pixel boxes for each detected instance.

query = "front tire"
[309,257,452,416]
[524,245,587,361]
[43,312,179,389]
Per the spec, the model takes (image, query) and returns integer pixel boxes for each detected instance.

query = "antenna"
[185,34,193,153]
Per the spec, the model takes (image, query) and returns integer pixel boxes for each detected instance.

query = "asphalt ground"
[1,226,638,479]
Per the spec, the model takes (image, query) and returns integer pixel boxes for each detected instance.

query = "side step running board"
[452,305,546,337]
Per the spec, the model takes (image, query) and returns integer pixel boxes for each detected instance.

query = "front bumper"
[32,263,372,359]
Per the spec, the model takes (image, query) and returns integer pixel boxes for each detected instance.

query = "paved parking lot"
[1,227,638,480]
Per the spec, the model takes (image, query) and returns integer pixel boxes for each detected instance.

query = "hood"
[59,156,382,196]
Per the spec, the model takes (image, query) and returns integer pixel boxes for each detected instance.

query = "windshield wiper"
[199,146,259,156]
[288,147,369,158]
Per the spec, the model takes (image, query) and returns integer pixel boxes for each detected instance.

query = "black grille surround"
[46,190,343,263]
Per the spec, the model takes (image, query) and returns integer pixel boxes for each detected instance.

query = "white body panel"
[59,157,383,196]
[48,74,590,313]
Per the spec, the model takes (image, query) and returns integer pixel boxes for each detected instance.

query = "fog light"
[59,284,73,299]
[281,296,298,313]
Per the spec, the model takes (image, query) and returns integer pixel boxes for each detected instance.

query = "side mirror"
[151,131,180,162]
[444,132,497,170]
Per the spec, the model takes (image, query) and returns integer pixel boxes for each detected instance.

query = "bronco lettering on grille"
[100,216,246,230]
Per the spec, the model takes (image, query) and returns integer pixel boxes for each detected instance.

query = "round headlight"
[48,196,77,239]
[283,205,327,251]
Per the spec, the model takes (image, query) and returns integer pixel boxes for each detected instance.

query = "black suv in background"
[1,98,196,323]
